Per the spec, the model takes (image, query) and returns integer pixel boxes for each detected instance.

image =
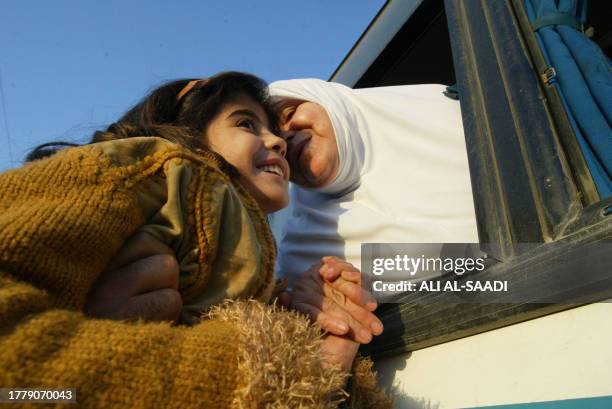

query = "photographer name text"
[372,280,508,293]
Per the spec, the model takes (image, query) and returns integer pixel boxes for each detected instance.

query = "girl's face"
[205,94,289,214]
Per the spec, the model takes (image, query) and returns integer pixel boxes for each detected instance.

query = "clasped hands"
[278,256,383,372]
[85,232,383,373]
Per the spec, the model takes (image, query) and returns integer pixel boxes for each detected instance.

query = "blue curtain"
[525,0,612,199]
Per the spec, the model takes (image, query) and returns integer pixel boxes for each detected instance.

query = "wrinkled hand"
[280,256,383,344]
[85,232,182,322]
[321,334,360,374]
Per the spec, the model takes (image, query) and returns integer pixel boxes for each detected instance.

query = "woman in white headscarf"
[269,79,479,283]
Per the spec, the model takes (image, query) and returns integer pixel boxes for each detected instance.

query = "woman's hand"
[85,232,183,322]
[280,256,383,344]
[321,334,361,374]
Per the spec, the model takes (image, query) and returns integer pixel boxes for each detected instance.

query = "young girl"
[0,72,390,408]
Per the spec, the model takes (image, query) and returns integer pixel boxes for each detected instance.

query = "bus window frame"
[367,0,612,359]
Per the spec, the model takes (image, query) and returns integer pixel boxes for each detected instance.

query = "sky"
[0,0,385,171]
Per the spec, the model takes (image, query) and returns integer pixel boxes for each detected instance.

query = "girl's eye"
[237,119,257,131]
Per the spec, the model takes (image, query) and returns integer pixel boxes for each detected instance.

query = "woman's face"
[205,95,289,214]
[275,98,339,189]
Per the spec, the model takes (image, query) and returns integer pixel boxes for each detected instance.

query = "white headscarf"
[269,79,478,281]
[270,79,367,196]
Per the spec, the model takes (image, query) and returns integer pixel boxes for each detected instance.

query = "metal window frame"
[367,0,612,359]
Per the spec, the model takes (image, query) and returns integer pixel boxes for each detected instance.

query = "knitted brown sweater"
[0,137,392,408]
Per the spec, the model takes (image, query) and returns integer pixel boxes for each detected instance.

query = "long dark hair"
[26,71,277,162]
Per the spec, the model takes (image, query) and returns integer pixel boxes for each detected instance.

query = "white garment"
[269,79,478,282]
